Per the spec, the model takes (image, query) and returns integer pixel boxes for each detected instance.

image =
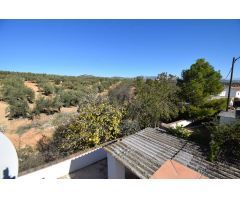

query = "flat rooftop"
[104,128,240,179]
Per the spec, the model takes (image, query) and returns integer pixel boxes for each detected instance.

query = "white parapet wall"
[107,153,125,179]
[18,147,107,179]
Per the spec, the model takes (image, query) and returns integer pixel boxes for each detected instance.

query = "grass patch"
[16,121,50,135]
[51,112,78,127]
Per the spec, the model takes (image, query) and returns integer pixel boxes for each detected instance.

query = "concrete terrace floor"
[59,158,139,179]
[60,159,108,179]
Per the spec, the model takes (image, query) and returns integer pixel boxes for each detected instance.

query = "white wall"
[18,147,107,179]
[219,90,226,97]
[236,91,240,98]
[107,153,125,179]
[220,88,240,98]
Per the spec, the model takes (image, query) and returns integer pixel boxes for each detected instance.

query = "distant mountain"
[221,79,240,84]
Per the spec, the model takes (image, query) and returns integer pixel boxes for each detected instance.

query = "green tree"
[178,59,224,120]
[128,73,179,128]
[97,84,105,93]
[39,101,124,157]
[41,83,54,96]
[1,76,35,104]
[207,121,240,162]
[7,99,30,119]
[188,98,227,120]
[33,96,62,115]
[25,87,35,103]
[59,90,82,107]
[108,81,134,106]
[120,119,140,136]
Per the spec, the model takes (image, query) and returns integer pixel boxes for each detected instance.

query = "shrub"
[25,87,35,103]
[51,112,78,127]
[97,85,105,93]
[187,98,227,121]
[62,80,75,89]
[120,119,140,136]
[33,96,62,115]
[16,121,47,135]
[17,146,45,172]
[207,122,240,162]
[36,135,61,162]
[168,125,192,138]
[127,73,179,128]
[109,82,133,106]
[1,76,35,104]
[59,90,80,107]
[7,99,30,119]
[0,124,6,133]
[41,83,54,96]
[38,101,124,157]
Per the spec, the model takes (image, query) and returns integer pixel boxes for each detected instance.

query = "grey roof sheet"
[104,128,240,179]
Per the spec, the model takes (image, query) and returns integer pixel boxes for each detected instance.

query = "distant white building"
[218,87,240,98]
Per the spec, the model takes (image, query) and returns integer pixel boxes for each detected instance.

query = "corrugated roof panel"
[104,128,240,179]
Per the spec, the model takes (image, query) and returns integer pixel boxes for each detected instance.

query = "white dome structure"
[0,132,18,179]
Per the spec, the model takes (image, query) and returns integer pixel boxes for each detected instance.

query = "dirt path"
[60,106,78,113]
[24,81,42,99]
[98,81,122,97]
[0,100,55,148]
[0,101,31,133]
[1,80,122,149]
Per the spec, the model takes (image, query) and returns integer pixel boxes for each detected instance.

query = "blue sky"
[0,19,240,78]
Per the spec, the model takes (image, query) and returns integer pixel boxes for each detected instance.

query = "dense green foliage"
[7,99,30,119]
[58,90,81,107]
[0,76,35,103]
[179,59,223,104]
[207,122,240,162]
[187,98,227,120]
[120,119,140,136]
[168,125,192,138]
[178,59,224,120]
[1,58,234,171]
[17,146,45,172]
[0,71,121,119]
[0,76,34,118]
[39,82,55,96]
[127,73,179,128]
[37,101,124,160]
[109,81,134,106]
[32,96,62,115]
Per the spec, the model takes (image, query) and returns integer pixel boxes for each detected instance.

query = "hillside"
[0,71,130,150]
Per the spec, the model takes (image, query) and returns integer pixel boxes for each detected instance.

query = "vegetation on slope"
[2,58,238,172]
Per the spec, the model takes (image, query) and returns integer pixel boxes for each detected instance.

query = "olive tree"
[38,101,124,157]
[127,73,179,128]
